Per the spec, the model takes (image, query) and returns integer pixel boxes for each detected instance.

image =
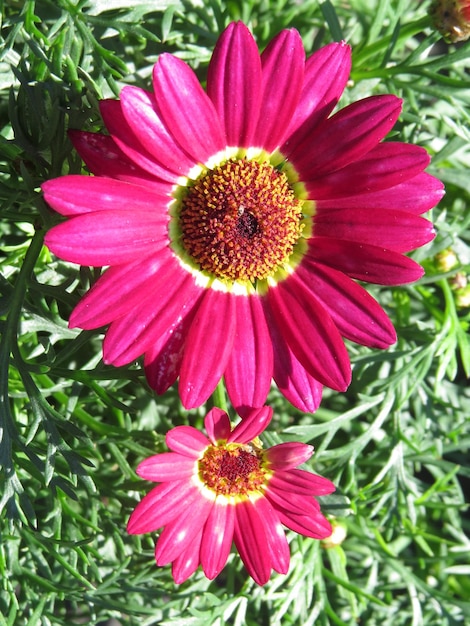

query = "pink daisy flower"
[42,22,443,413]
[127,406,335,585]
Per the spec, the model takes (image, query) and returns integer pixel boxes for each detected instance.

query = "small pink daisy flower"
[42,22,443,413]
[127,406,335,585]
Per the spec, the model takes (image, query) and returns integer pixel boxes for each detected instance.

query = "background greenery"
[1,0,469,624]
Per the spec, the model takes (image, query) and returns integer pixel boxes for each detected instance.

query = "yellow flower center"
[198,443,268,497]
[170,156,311,288]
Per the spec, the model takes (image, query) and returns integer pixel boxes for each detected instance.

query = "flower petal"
[69,255,170,330]
[313,207,435,253]
[136,452,196,482]
[143,296,203,395]
[276,506,332,539]
[45,209,167,266]
[68,130,169,192]
[102,264,200,365]
[291,95,402,178]
[265,442,314,470]
[127,480,198,534]
[294,261,396,349]
[152,54,225,162]
[307,237,425,285]
[172,527,203,584]
[266,279,351,391]
[315,171,444,214]
[179,290,236,409]
[166,425,210,457]
[263,306,323,413]
[120,86,195,176]
[207,21,262,147]
[253,496,290,575]
[42,175,169,216]
[282,41,352,153]
[204,408,231,444]
[265,486,321,516]
[228,406,273,444]
[307,142,431,200]
[253,28,305,151]
[224,295,273,416]
[201,498,235,579]
[269,468,336,496]
[275,358,323,414]
[233,499,272,585]
[100,99,180,183]
[155,492,214,565]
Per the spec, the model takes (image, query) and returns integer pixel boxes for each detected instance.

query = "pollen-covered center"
[178,159,304,283]
[198,444,267,496]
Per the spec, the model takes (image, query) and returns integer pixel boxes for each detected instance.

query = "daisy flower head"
[127,406,335,585]
[43,22,443,413]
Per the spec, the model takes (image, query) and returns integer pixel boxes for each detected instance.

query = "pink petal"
[179,290,236,410]
[307,237,425,285]
[253,29,305,151]
[276,506,333,539]
[143,297,203,395]
[263,305,323,413]
[233,499,272,585]
[294,261,396,348]
[224,295,273,415]
[42,175,170,216]
[204,408,231,444]
[282,41,352,153]
[165,425,210,457]
[68,130,170,192]
[274,360,323,413]
[144,344,181,396]
[200,498,235,579]
[102,267,200,365]
[172,527,203,584]
[265,485,321,516]
[69,254,172,330]
[313,208,435,253]
[264,442,314,470]
[228,406,273,444]
[100,99,181,183]
[45,210,167,266]
[207,21,262,147]
[120,86,195,176]
[307,142,431,200]
[127,480,198,534]
[291,95,402,178]
[136,452,196,481]
[152,54,225,163]
[266,279,351,391]
[269,468,336,496]
[253,496,290,575]
[315,171,444,215]
[155,492,214,565]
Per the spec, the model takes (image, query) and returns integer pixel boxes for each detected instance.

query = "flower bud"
[430,0,470,43]
[435,248,459,273]
[455,285,470,308]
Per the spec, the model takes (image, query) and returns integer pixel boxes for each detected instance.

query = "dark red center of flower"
[198,444,267,496]
[178,159,304,283]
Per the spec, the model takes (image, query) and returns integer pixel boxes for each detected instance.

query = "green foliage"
[1,0,469,624]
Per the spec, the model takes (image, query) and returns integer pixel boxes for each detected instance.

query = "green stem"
[212,378,228,412]
[0,228,45,511]
[0,229,45,449]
